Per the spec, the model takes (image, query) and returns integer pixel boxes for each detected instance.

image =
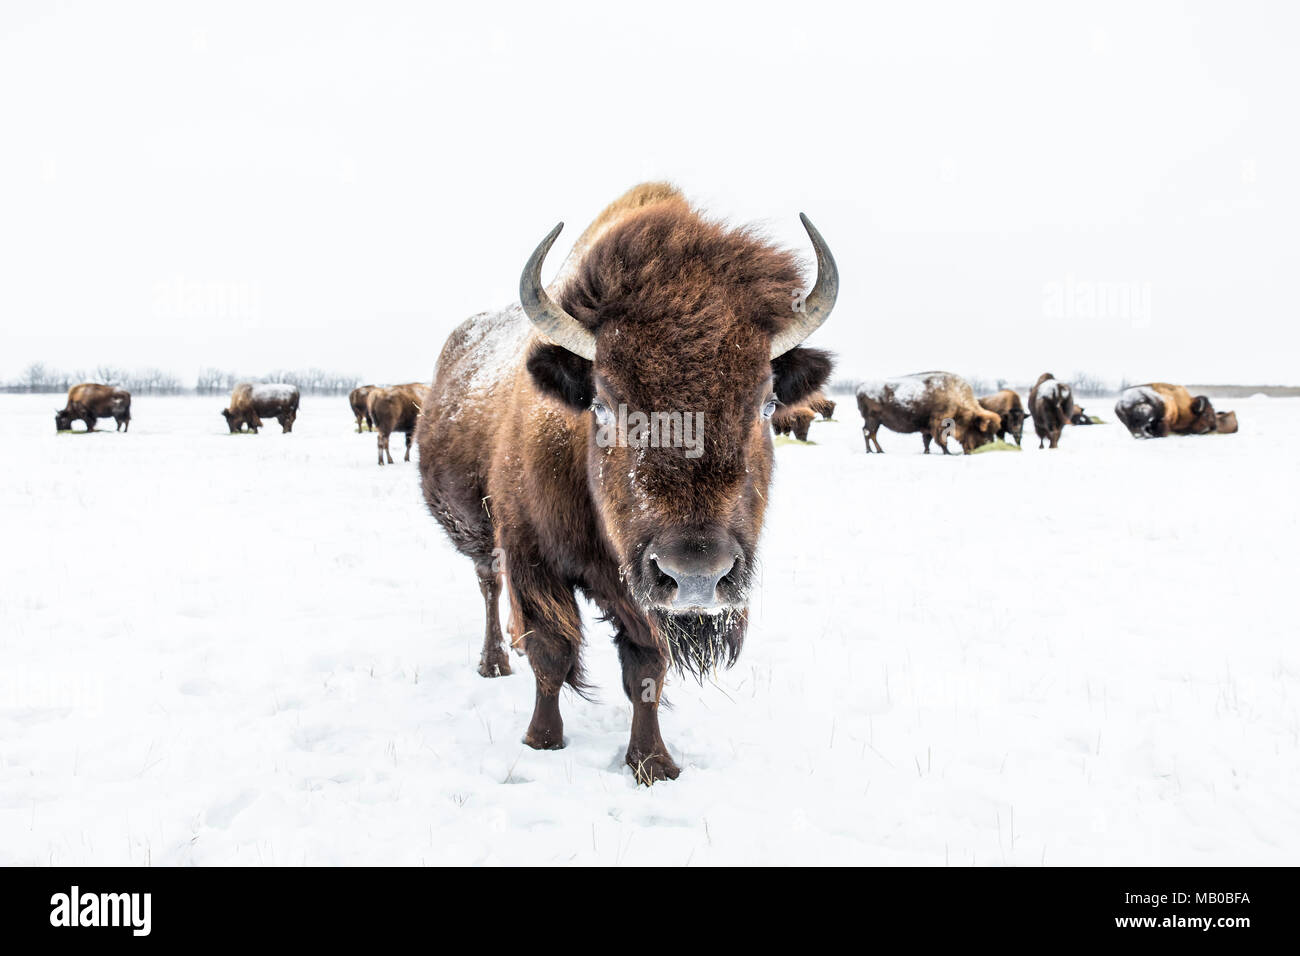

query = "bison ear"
[772,347,833,406]
[527,342,593,411]
[1191,396,1210,414]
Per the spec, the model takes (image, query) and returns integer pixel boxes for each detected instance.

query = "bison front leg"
[618,636,679,784]
[921,431,932,454]
[404,430,414,462]
[510,572,583,751]
[474,558,511,678]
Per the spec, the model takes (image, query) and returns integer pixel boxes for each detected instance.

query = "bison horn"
[519,222,598,361]
[770,213,839,359]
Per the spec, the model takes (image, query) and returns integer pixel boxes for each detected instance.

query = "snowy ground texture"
[2,393,1297,866]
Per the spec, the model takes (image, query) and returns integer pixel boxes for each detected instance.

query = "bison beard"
[648,606,746,683]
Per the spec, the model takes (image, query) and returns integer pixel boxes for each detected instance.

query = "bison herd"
[44,183,1244,786]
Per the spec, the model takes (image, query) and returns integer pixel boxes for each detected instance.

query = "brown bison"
[222,383,300,433]
[1114,383,1218,439]
[415,183,837,784]
[978,389,1025,446]
[806,391,836,420]
[367,383,427,465]
[856,372,1000,454]
[1069,406,1095,425]
[349,386,375,432]
[1118,382,1216,439]
[770,402,816,442]
[55,384,131,433]
[1028,373,1074,449]
[1215,410,1238,434]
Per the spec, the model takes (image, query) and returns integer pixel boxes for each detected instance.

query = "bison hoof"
[477,649,512,678]
[523,726,565,751]
[627,749,681,785]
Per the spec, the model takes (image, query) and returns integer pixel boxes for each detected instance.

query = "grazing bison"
[806,390,836,420]
[1114,383,1217,439]
[856,372,1000,454]
[1215,410,1238,434]
[1028,373,1074,449]
[222,383,300,433]
[770,402,816,442]
[367,383,427,465]
[349,386,375,432]
[415,183,837,783]
[978,389,1025,446]
[55,384,131,433]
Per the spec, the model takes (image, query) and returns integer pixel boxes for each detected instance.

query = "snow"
[1,393,1296,865]
[858,372,943,410]
[250,383,299,402]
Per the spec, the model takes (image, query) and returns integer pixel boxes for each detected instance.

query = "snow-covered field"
[1,392,1296,865]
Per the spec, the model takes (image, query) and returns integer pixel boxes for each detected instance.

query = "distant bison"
[978,389,1025,446]
[1114,383,1217,439]
[1215,410,1239,434]
[55,384,131,433]
[857,372,1000,454]
[349,386,375,432]
[1070,407,1095,425]
[806,391,836,420]
[367,383,428,465]
[1028,373,1074,449]
[771,402,816,442]
[222,383,300,434]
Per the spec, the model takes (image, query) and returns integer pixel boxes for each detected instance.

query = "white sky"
[2,0,1297,387]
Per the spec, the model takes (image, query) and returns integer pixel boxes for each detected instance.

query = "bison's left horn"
[519,222,598,361]
[771,213,839,359]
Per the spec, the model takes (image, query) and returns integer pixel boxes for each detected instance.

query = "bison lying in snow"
[55,384,131,433]
[1114,383,1220,439]
[1070,407,1095,425]
[771,402,816,442]
[366,383,427,465]
[222,383,300,433]
[349,386,375,432]
[415,182,837,783]
[978,389,1025,446]
[1028,373,1075,449]
[856,372,1000,454]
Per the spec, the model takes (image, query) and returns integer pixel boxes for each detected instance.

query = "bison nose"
[650,546,738,610]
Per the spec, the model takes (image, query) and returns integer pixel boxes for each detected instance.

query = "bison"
[806,390,836,420]
[367,383,427,465]
[349,386,375,432]
[856,372,1000,454]
[978,389,1025,446]
[415,182,837,784]
[1114,383,1217,439]
[55,384,131,433]
[1069,407,1095,425]
[221,383,300,434]
[1215,410,1239,434]
[1028,373,1074,449]
[770,402,816,442]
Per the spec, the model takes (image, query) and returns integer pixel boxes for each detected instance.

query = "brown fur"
[349,386,375,432]
[978,389,1024,446]
[55,384,131,433]
[366,383,428,465]
[1150,383,1217,435]
[416,183,833,784]
[1215,410,1238,434]
[771,403,816,441]
[856,372,999,455]
[805,390,836,420]
[221,383,300,434]
[1028,373,1074,449]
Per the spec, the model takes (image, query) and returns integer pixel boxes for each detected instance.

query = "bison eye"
[591,400,614,426]
[761,399,778,420]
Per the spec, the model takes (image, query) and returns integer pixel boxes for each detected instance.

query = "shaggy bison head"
[54,407,74,432]
[1189,395,1218,433]
[519,205,836,668]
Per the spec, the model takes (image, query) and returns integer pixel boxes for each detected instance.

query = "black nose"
[649,539,738,610]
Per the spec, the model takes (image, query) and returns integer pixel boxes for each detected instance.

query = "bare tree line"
[5,362,362,396]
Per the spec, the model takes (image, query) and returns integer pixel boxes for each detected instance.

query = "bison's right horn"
[770,213,839,359]
[519,222,598,361]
